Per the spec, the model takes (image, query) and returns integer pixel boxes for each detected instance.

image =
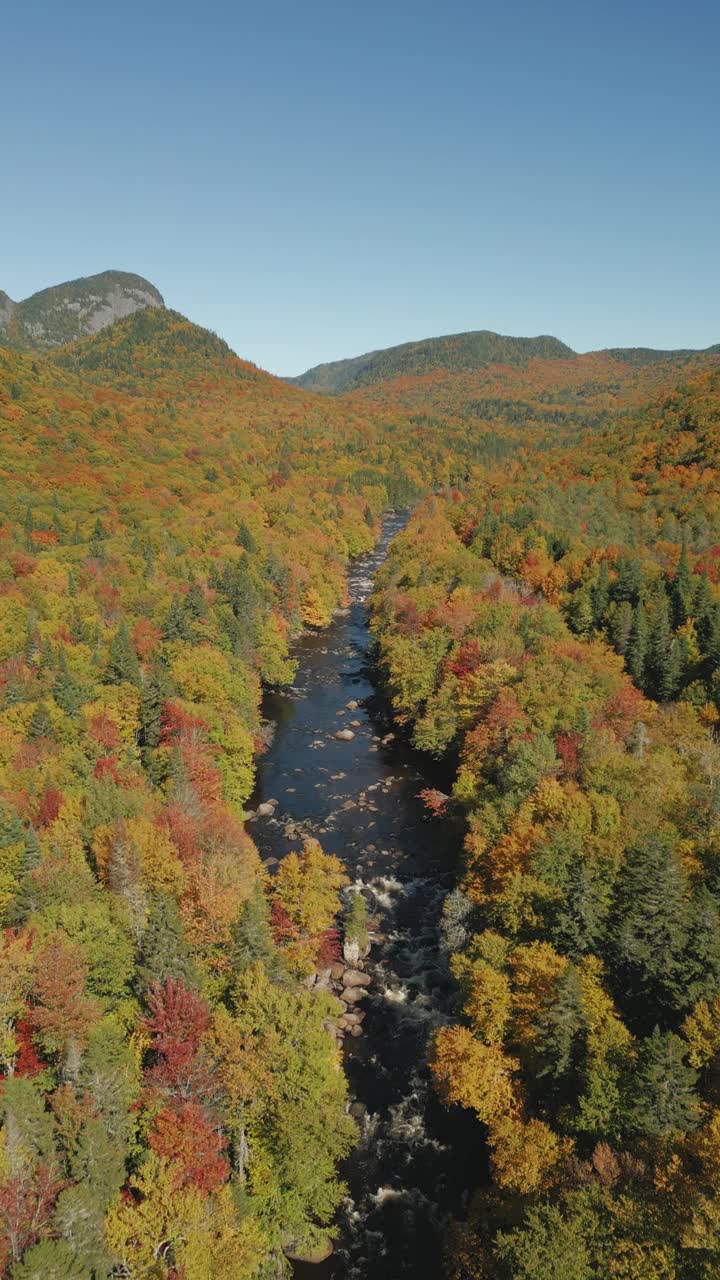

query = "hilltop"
[289,329,574,392]
[290,328,720,394]
[0,269,164,350]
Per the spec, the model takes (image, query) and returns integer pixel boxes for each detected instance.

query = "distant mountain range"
[289,329,720,393]
[0,270,163,351]
[1,273,718,394]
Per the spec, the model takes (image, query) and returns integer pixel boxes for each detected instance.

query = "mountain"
[0,269,164,350]
[290,329,720,393]
[289,330,575,392]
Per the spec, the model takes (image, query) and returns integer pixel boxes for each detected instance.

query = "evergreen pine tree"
[693,573,716,650]
[612,600,633,655]
[591,560,609,627]
[611,834,692,1024]
[135,892,199,993]
[533,964,588,1087]
[615,557,643,603]
[231,886,277,973]
[184,578,207,620]
[23,615,40,664]
[236,520,257,553]
[23,504,34,550]
[628,1028,700,1137]
[162,595,193,642]
[627,601,648,688]
[28,701,54,740]
[104,620,140,686]
[672,533,694,627]
[648,594,681,700]
[54,647,85,716]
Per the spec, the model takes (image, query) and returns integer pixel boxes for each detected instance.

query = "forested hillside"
[0,307,463,1277]
[292,328,719,396]
[1,297,720,1277]
[370,366,720,1278]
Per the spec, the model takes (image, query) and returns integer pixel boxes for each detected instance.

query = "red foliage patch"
[149,1101,229,1193]
[35,787,63,829]
[142,978,212,1099]
[13,1017,44,1077]
[132,618,162,661]
[555,731,583,777]
[270,900,299,946]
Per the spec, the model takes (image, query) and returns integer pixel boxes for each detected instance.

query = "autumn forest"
[1,283,720,1280]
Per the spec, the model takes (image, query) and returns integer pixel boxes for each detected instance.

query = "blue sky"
[2,0,718,374]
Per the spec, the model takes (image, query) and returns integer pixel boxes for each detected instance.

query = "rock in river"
[343,968,372,988]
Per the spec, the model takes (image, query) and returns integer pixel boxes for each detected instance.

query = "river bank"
[249,513,478,1279]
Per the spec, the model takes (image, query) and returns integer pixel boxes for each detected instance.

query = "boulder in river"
[343,969,372,988]
[346,700,359,710]
[342,986,368,1004]
[283,1239,334,1264]
[255,800,277,817]
[335,728,355,741]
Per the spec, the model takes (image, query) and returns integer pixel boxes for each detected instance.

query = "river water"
[250,513,477,1279]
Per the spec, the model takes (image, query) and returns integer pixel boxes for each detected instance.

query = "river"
[250,513,477,1279]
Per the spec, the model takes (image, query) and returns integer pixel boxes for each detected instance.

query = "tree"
[672,534,693,627]
[230,886,276,974]
[142,977,212,1099]
[0,1078,62,1268]
[273,838,348,961]
[493,1197,598,1280]
[591,560,610,627]
[610,835,693,1025]
[430,1025,517,1125]
[235,521,257,553]
[646,594,680,701]
[104,619,140,686]
[26,704,53,742]
[149,1101,229,1193]
[136,892,199,993]
[52,649,84,717]
[532,964,588,1088]
[627,1027,700,1137]
[28,934,99,1078]
[10,1237,90,1280]
[627,602,648,688]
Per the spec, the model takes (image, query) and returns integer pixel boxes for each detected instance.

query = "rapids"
[251,514,477,1279]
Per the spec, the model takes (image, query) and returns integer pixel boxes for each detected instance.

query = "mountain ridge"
[289,328,720,393]
[0,269,164,350]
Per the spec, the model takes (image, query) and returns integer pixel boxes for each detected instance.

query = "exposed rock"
[256,801,276,817]
[346,700,359,711]
[341,986,368,1004]
[342,969,371,988]
[330,963,346,980]
[284,1239,334,1264]
[0,270,164,351]
[335,728,355,741]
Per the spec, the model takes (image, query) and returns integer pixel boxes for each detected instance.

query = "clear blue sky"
[2,0,718,374]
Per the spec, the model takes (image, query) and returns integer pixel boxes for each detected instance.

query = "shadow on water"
[250,514,480,1280]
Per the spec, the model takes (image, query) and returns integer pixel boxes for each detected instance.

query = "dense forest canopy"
[0,298,719,1277]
